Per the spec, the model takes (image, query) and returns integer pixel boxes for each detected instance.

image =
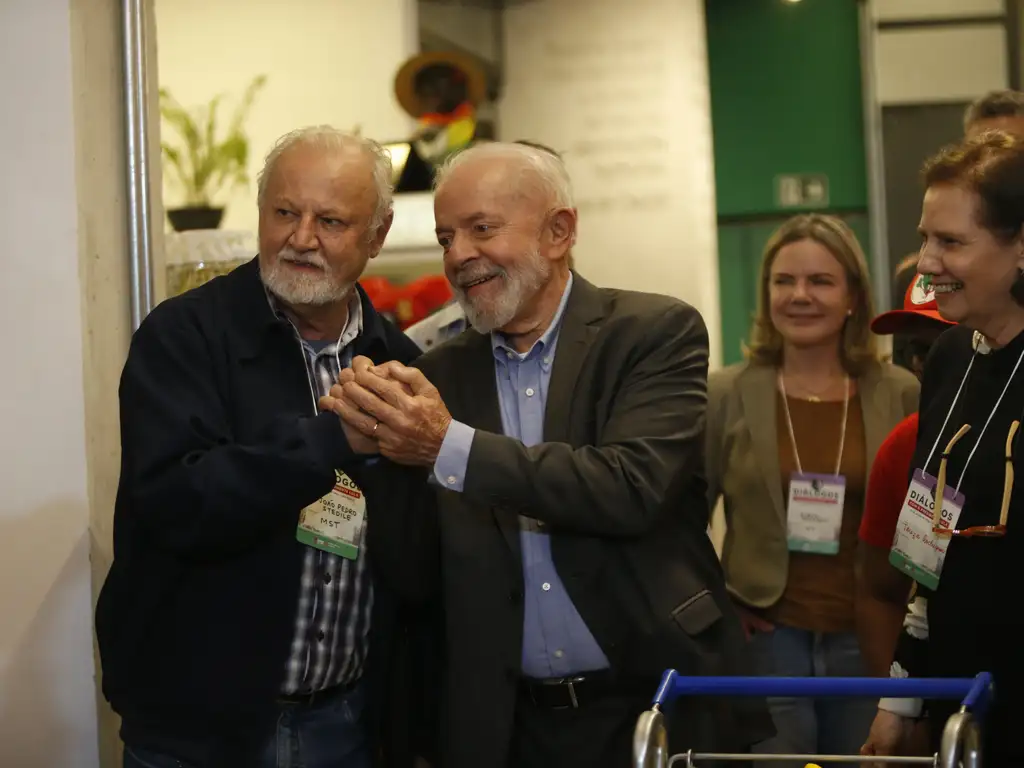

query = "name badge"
[786,472,846,555]
[889,469,963,590]
[297,470,366,560]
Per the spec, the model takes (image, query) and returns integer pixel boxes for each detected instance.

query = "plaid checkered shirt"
[268,289,374,694]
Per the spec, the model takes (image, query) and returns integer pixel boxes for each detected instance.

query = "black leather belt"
[518,671,649,710]
[277,678,357,708]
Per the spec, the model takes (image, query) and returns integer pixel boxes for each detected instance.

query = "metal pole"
[123,0,155,331]
[858,0,891,312]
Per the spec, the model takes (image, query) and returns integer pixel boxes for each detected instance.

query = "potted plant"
[159,74,267,231]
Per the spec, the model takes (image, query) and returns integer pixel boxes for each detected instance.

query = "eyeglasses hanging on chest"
[932,420,1019,538]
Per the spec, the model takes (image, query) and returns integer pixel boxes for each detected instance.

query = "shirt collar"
[265,285,363,355]
[491,272,574,364]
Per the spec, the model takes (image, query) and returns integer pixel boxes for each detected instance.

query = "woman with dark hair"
[861,131,1024,763]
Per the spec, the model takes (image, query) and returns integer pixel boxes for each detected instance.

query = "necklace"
[782,373,844,403]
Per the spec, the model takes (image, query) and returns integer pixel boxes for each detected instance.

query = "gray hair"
[434,141,575,210]
[964,90,1024,130]
[256,126,394,233]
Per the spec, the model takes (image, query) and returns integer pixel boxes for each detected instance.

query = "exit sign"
[775,173,829,209]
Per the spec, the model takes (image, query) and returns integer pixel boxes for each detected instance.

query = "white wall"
[500,0,722,364]
[154,0,419,235]
[419,1,499,64]
[874,0,1004,21]
[0,0,110,764]
[869,0,1008,105]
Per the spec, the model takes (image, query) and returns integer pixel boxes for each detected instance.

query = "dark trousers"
[507,688,757,768]
[122,683,369,768]
[508,689,647,768]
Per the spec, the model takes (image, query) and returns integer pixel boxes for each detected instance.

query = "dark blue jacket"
[95,258,434,766]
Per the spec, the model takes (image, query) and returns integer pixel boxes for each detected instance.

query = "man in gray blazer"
[321,142,770,768]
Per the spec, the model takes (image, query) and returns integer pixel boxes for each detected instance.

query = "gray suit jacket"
[706,361,919,608]
[415,274,772,768]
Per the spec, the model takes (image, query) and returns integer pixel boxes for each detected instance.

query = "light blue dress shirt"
[433,275,611,678]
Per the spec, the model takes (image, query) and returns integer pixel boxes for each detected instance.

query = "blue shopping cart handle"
[652,670,993,712]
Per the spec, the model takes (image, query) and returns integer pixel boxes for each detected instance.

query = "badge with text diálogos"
[889,469,963,590]
[297,470,366,560]
[786,473,846,555]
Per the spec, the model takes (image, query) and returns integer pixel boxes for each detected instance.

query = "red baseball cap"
[870,273,955,335]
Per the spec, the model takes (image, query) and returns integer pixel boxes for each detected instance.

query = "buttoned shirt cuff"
[432,419,475,492]
[878,697,923,718]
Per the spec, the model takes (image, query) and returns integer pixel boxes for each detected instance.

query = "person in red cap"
[855,272,955,681]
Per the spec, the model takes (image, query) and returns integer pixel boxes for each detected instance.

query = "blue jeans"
[123,684,370,768]
[749,626,876,766]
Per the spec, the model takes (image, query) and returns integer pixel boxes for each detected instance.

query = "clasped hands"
[318,355,452,467]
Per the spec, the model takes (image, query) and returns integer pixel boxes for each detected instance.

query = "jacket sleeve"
[879,594,930,718]
[117,301,360,560]
[459,303,709,537]
[704,370,729,516]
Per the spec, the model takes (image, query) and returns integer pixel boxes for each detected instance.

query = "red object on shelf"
[359,276,400,321]
[393,275,454,329]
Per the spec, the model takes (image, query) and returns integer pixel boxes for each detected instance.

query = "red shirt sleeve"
[859,412,920,549]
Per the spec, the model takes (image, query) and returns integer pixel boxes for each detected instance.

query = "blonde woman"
[706,214,919,760]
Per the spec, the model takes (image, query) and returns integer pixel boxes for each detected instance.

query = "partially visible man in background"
[96,127,430,768]
[963,88,1024,138]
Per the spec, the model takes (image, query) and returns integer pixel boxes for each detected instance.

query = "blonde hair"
[746,214,879,376]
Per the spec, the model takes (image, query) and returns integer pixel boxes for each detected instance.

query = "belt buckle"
[552,676,583,710]
[566,679,579,709]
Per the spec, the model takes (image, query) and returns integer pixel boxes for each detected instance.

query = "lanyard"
[778,372,850,477]
[924,344,1024,493]
[291,330,347,417]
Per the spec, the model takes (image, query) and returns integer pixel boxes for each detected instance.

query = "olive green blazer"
[706,361,919,608]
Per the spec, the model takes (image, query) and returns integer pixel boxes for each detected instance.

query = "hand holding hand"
[326,357,451,467]
[318,358,380,455]
[860,709,913,767]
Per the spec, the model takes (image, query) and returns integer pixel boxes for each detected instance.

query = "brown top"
[771,391,867,633]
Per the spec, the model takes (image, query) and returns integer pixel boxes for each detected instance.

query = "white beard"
[260,248,352,307]
[453,246,551,334]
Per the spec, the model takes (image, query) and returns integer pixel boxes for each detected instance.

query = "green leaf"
[158,74,267,206]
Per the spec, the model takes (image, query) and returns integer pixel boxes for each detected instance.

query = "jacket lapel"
[451,331,522,555]
[738,365,786,524]
[450,331,504,434]
[544,275,606,443]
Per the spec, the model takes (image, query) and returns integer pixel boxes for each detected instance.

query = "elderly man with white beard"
[95,126,436,768]
[320,142,773,768]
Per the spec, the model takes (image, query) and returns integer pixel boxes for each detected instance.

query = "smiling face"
[768,238,854,351]
[917,183,1023,329]
[258,143,388,308]
[433,155,574,335]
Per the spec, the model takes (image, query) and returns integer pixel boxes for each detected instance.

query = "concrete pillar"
[499,0,722,364]
[0,0,139,765]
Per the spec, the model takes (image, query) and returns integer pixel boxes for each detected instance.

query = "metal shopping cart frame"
[633,671,993,767]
